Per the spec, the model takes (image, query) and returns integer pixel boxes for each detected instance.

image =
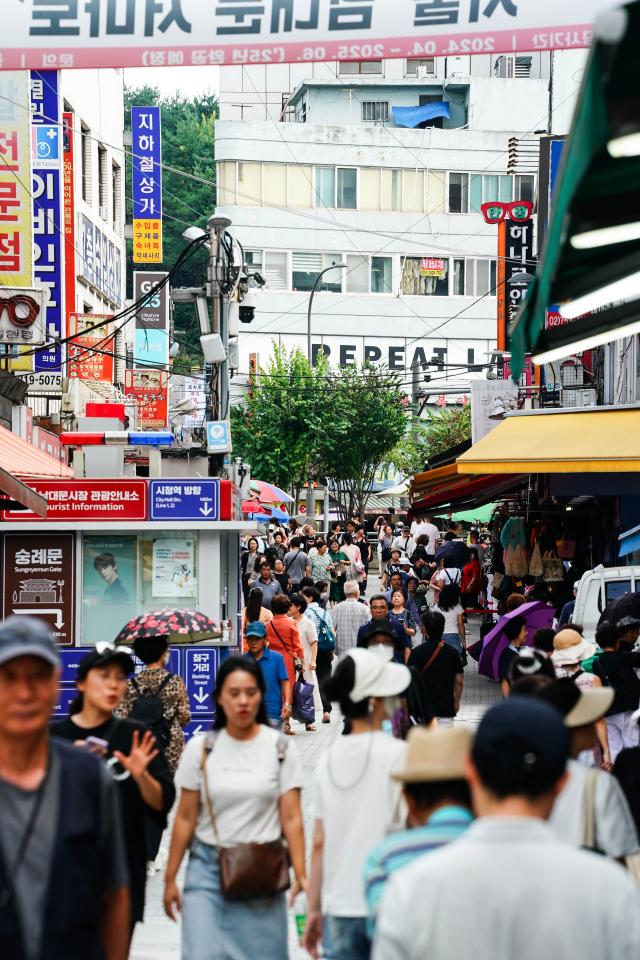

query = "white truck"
[573,565,640,641]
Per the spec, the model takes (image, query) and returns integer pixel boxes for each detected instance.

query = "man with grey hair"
[332,580,371,654]
[0,616,130,959]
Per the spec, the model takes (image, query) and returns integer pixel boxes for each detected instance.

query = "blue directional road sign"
[150,479,219,521]
[59,648,92,684]
[184,648,218,717]
[184,719,212,742]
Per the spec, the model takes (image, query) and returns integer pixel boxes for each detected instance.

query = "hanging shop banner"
[67,312,114,381]
[78,214,123,307]
[0,72,33,287]
[82,534,138,646]
[124,368,168,429]
[132,106,162,264]
[0,1,619,70]
[420,258,445,278]
[62,111,76,318]
[152,539,196,599]
[31,70,64,372]
[3,533,75,647]
[134,270,169,368]
[496,219,534,352]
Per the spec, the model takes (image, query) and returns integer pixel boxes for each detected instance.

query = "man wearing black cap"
[357,597,411,663]
[0,616,130,960]
[374,697,640,960]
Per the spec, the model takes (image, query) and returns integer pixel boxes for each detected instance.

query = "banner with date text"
[0,0,624,71]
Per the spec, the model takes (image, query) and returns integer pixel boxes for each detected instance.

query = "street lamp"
[307,263,348,363]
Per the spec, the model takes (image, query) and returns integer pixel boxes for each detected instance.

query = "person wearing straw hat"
[552,628,612,770]
[534,679,640,860]
[363,727,473,935]
[373,697,640,960]
[302,649,409,960]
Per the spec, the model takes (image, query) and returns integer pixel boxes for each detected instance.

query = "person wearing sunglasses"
[51,642,176,943]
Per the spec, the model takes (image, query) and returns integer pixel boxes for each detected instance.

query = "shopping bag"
[292,672,316,725]
[556,531,576,560]
[542,551,564,582]
[529,541,543,577]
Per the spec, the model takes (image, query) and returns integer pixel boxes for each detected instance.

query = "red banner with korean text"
[67,313,114,382]
[124,369,168,429]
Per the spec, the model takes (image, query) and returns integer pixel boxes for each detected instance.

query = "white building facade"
[216,52,584,402]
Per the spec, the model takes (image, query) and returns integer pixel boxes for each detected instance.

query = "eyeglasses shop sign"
[0,287,48,345]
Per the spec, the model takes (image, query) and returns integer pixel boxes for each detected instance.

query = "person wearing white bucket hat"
[302,648,409,960]
[552,628,612,770]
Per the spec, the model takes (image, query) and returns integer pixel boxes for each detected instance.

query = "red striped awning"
[0,422,72,517]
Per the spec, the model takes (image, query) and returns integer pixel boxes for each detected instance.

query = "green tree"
[124,85,218,371]
[230,345,326,500]
[391,404,472,476]
[316,365,407,519]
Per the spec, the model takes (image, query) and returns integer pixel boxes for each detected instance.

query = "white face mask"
[368,643,394,663]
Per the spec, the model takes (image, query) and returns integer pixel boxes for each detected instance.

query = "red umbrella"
[478,601,555,680]
[115,608,222,645]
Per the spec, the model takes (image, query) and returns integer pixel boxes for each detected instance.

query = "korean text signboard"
[3,533,74,646]
[62,111,76,318]
[67,312,114,382]
[124,368,168,428]
[30,69,63,371]
[184,648,218,718]
[132,107,162,263]
[134,271,169,368]
[0,286,48,346]
[78,215,123,307]
[0,72,33,287]
[0,2,619,70]
[2,479,148,522]
[420,258,445,278]
[150,479,220,521]
[496,219,534,352]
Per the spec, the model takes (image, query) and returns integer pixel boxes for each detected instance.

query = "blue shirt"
[363,805,473,934]
[245,648,288,720]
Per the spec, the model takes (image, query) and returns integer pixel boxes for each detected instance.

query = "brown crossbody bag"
[200,731,291,900]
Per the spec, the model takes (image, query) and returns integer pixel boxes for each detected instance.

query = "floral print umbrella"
[115,608,222,645]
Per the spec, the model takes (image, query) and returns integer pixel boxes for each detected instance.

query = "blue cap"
[474,696,569,780]
[245,621,267,639]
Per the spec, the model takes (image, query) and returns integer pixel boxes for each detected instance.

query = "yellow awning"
[457,409,640,475]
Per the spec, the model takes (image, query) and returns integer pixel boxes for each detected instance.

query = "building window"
[314,167,357,209]
[81,124,91,204]
[346,255,369,293]
[98,145,107,215]
[338,60,383,75]
[111,161,121,230]
[406,58,436,76]
[337,168,357,209]
[448,172,469,213]
[453,258,497,296]
[371,256,393,293]
[470,173,536,211]
[400,257,449,296]
[263,251,288,290]
[362,101,389,123]
[292,253,343,292]
[245,249,263,285]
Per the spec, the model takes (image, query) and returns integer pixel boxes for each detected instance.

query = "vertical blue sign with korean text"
[131,105,162,264]
[30,70,63,371]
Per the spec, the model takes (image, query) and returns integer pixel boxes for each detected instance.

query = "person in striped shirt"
[363,726,473,935]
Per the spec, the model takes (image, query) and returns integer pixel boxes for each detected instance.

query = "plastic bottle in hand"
[294,892,307,941]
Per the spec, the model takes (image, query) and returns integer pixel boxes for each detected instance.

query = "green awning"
[446,503,498,524]
[510,0,640,376]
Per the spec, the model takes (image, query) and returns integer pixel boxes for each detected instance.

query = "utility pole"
[207,214,232,477]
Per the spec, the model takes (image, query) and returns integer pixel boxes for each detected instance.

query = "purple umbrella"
[478,601,555,680]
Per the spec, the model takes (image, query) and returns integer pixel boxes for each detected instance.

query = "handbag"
[529,541,543,578]
[556,529,576,560]
[200,732,291,900]
[292,669,316,725]
[542,551,564,582]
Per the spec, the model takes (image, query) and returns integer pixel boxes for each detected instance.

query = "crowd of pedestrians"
[4,511,640,960]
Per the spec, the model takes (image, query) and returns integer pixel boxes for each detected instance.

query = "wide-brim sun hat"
[551,628,596,667]
[345,647,410,703]
[392,726,472,783]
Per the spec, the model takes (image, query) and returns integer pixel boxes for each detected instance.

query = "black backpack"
[129,674,173,752]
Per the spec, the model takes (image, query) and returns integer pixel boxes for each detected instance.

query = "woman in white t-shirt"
[302,648,409,960]
[432,583,466,656]
[164,656,306,960]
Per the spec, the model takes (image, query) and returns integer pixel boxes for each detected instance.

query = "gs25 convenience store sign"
[0,1,622,71]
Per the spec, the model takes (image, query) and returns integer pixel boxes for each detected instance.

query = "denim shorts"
[182,838,289,960]
[443,632,463,654]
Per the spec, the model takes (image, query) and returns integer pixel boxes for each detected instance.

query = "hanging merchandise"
[500,517,527,551]
[510,544,530,579]
[529,541,544,578]
[542,552,564,582]
[556,528,576,560]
